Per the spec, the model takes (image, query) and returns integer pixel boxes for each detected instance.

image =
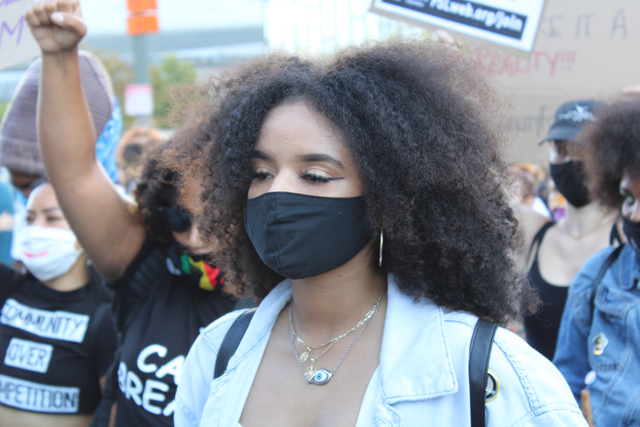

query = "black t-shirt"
[0,265,117,414]
[110,239,235,427]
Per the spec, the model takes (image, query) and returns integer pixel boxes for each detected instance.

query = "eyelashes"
[252,171,344,184]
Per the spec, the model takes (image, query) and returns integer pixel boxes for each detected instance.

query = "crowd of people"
[0,0,637,426]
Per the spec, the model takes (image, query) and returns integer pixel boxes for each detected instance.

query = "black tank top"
[524,222,568,361]
[524,222,621,360]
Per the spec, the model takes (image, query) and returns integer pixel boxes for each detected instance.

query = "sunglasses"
[158,207,192,233]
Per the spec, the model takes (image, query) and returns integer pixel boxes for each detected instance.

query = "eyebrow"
[298,153,344,169]
[26,207,61,214]
[253,150,269,160]
[253,150,345,170]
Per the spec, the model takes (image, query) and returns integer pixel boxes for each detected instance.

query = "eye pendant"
[307,369,333,385]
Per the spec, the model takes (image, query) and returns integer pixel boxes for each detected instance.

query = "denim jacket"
[176,277,586,427]
[554,244,640,427]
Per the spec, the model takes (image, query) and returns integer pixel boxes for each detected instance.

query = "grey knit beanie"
[0,51,115,176]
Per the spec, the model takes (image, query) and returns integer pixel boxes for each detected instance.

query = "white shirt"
[176,278,587,427]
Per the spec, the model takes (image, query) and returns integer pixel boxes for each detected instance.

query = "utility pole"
[125,0,159,126]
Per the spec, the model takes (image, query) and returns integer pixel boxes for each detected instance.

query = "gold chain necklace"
[290,291,386,363]
[289,291,387,385]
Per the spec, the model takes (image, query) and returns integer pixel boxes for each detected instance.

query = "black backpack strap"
[609,223,623,246]
[589,244,624,315]
[469,319,499,427]
[214,308,256,380]
[527,221,555,263]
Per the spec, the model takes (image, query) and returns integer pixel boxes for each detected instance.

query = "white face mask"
[20,226,84,282]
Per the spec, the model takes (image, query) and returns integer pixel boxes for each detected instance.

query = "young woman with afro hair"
[167,44,586,427]
[28,1,586,426]
[25,2,236,426]
[554,98,640,427]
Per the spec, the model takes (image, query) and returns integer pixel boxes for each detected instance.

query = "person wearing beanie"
[521,100,623,361]
[0,51,122,263]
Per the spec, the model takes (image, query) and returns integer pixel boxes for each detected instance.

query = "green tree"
[89,47,197,130]
[90,48,135,130]
[150,54,197,128]
[0,101,9,123]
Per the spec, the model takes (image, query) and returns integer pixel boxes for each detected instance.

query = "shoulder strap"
[469,319,499,427]
[214,309,256,380]
[589,244,625,315]
[609,223,622,246]
[527,221,555,263]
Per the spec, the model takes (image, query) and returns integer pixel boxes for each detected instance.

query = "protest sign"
[486,1,640,163]
[370,0,545,51]
[372,0,640,163]
[0,0,40,70]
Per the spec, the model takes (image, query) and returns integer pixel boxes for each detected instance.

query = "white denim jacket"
[175,278,587,427]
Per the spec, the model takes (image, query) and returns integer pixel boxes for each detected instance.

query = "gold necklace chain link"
[289,292,386,365]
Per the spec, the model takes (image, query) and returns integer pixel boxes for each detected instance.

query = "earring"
[379,229,384,267]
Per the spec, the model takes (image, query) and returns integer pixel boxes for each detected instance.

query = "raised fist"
[25,0,86,54]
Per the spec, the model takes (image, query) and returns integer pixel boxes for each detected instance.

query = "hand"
[25,0,86,54]
[580,389,596,427]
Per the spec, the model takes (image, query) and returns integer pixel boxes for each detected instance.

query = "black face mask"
[244,192,370,279]
[549,161,590,208]
[623,216,640,255]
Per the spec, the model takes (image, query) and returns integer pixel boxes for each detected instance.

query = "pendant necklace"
[291,292,385,364]
[289,291,387,385]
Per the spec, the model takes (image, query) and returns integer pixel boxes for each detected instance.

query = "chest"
[238,314,383,427]
[0,295,101,414]
[538,227,612,286]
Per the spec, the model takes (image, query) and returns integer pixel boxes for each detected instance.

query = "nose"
[30,216,47,228]
[185,223,203,247]
[266,170,299,194]
[173,222,205,252]
[626,201,640,222]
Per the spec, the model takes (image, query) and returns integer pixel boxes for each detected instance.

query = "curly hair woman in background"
[554,98,640,427]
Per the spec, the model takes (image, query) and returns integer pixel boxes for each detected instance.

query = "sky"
[81,0,264,34]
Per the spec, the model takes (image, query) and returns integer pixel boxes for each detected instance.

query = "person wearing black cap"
[522,99,623,361]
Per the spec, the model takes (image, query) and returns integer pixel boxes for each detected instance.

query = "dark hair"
[134,145,180,243]
[581,98,640,210]
[167,40,534,324]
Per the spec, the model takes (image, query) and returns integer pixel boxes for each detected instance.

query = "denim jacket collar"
[379,280,457,404]
[618,244,640,291]
[224,276,458,408]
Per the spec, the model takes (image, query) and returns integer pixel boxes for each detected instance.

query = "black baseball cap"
[539,99,607,144]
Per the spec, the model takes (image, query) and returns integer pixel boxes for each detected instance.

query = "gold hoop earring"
[379,229,384,267]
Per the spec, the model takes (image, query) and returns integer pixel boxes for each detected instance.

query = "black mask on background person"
[549,161,590,208]
[623,216,640,255]
[244,192,370,279]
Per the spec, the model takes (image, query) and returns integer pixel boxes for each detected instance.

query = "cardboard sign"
[124,83,153,116]
[126,14,159,36]
[127,0,157,13]
[370,0,545,51]
[484,1,640,163]
[0,0,40,70]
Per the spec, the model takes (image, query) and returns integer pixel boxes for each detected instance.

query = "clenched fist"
[25,0,86,54]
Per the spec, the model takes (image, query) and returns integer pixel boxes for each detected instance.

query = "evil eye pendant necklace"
[289,292,387,385]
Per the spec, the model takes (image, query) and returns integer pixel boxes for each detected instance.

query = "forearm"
[38,49,99,188]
